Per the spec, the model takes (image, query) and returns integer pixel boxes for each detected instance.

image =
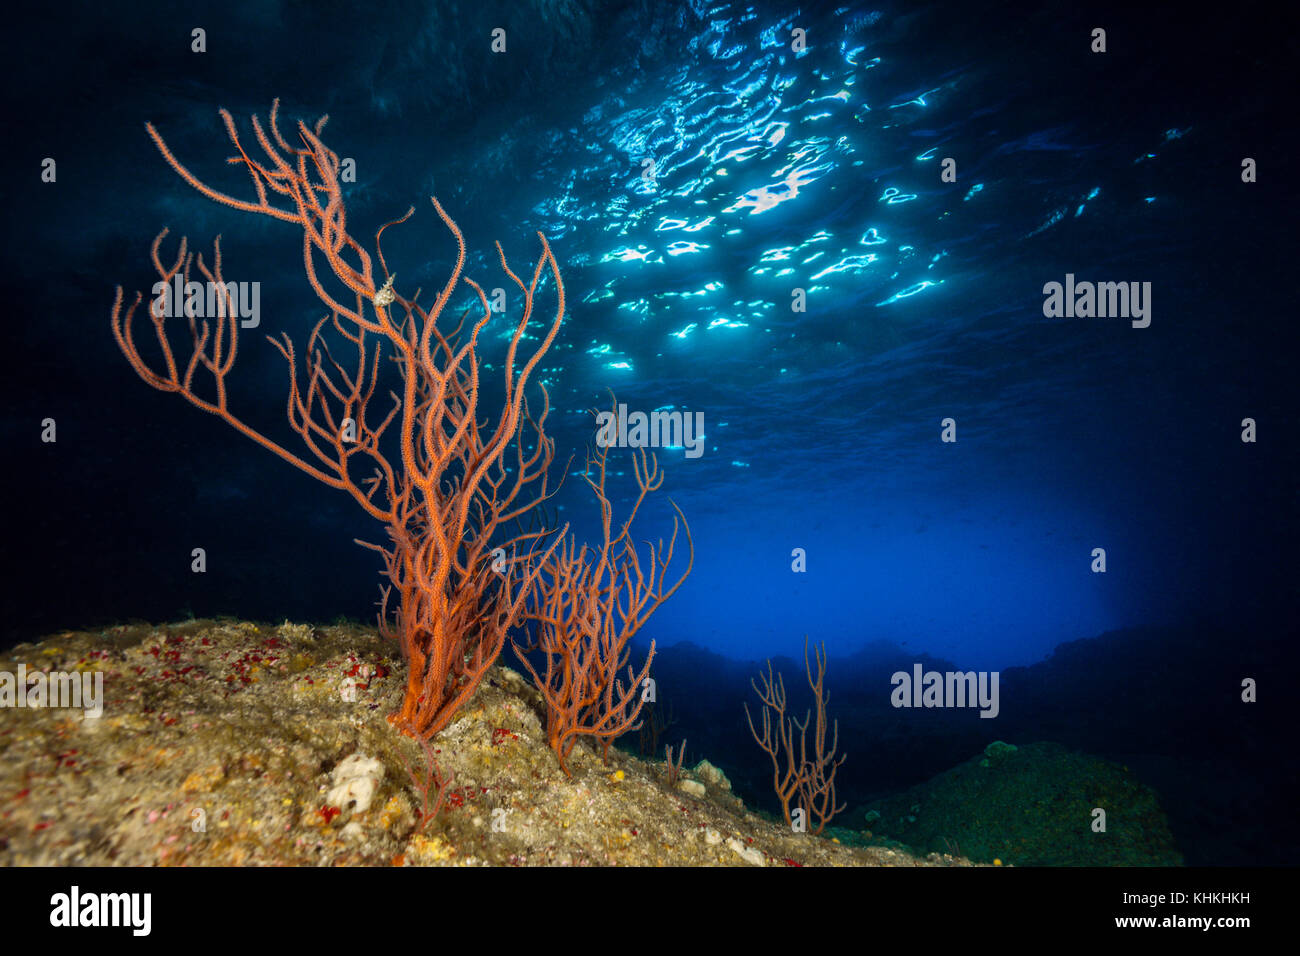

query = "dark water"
[1,1,1294,865]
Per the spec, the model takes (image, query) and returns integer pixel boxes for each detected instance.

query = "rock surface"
[861,740,1183,866]
[0,619,968,867]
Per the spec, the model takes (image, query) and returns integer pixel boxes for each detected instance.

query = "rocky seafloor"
[860,740,1183,866]
[0,619,968,867]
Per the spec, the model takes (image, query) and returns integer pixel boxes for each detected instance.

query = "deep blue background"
[1,0,1295,863]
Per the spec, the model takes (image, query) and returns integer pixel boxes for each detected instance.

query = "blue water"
[1,0,1293,865]
[389,1,1288,669]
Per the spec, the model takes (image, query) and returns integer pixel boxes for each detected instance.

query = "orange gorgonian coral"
[745,637,847,834]
[513,401,693,775]
[112,100,567,739]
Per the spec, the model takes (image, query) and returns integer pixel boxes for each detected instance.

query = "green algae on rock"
[861,741,1183,866]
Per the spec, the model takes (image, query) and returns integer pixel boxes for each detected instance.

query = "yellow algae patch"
[379,794,408,830]
[408,833,456,863]
[181,764,226,793]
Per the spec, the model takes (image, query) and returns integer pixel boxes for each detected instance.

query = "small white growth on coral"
[726,837,765,866]
[443,717,473,739]
[677,779,706,798]
[326,754,385,813]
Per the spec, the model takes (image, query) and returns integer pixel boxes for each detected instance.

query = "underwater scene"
[1,0,1293,934]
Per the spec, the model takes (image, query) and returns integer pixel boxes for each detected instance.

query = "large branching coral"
[112,100,567,739]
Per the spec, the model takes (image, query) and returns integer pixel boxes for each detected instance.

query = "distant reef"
[860,740,1183,866]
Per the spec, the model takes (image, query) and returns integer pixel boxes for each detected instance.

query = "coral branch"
[399,737,455,832]
[114,100,567,740]
[745,636,847,834]
[664,739,687,788]
[514,396,694,776]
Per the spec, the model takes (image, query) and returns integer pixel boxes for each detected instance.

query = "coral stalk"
[514,400,693,775]
[112,100,566,739]
[744,637,847,834]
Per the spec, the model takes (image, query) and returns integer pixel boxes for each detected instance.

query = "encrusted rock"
[678,779,706,798]
[0,618,965,868]
[726,836,764,866]
[692,759,731,791]
[326,754,385,813]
